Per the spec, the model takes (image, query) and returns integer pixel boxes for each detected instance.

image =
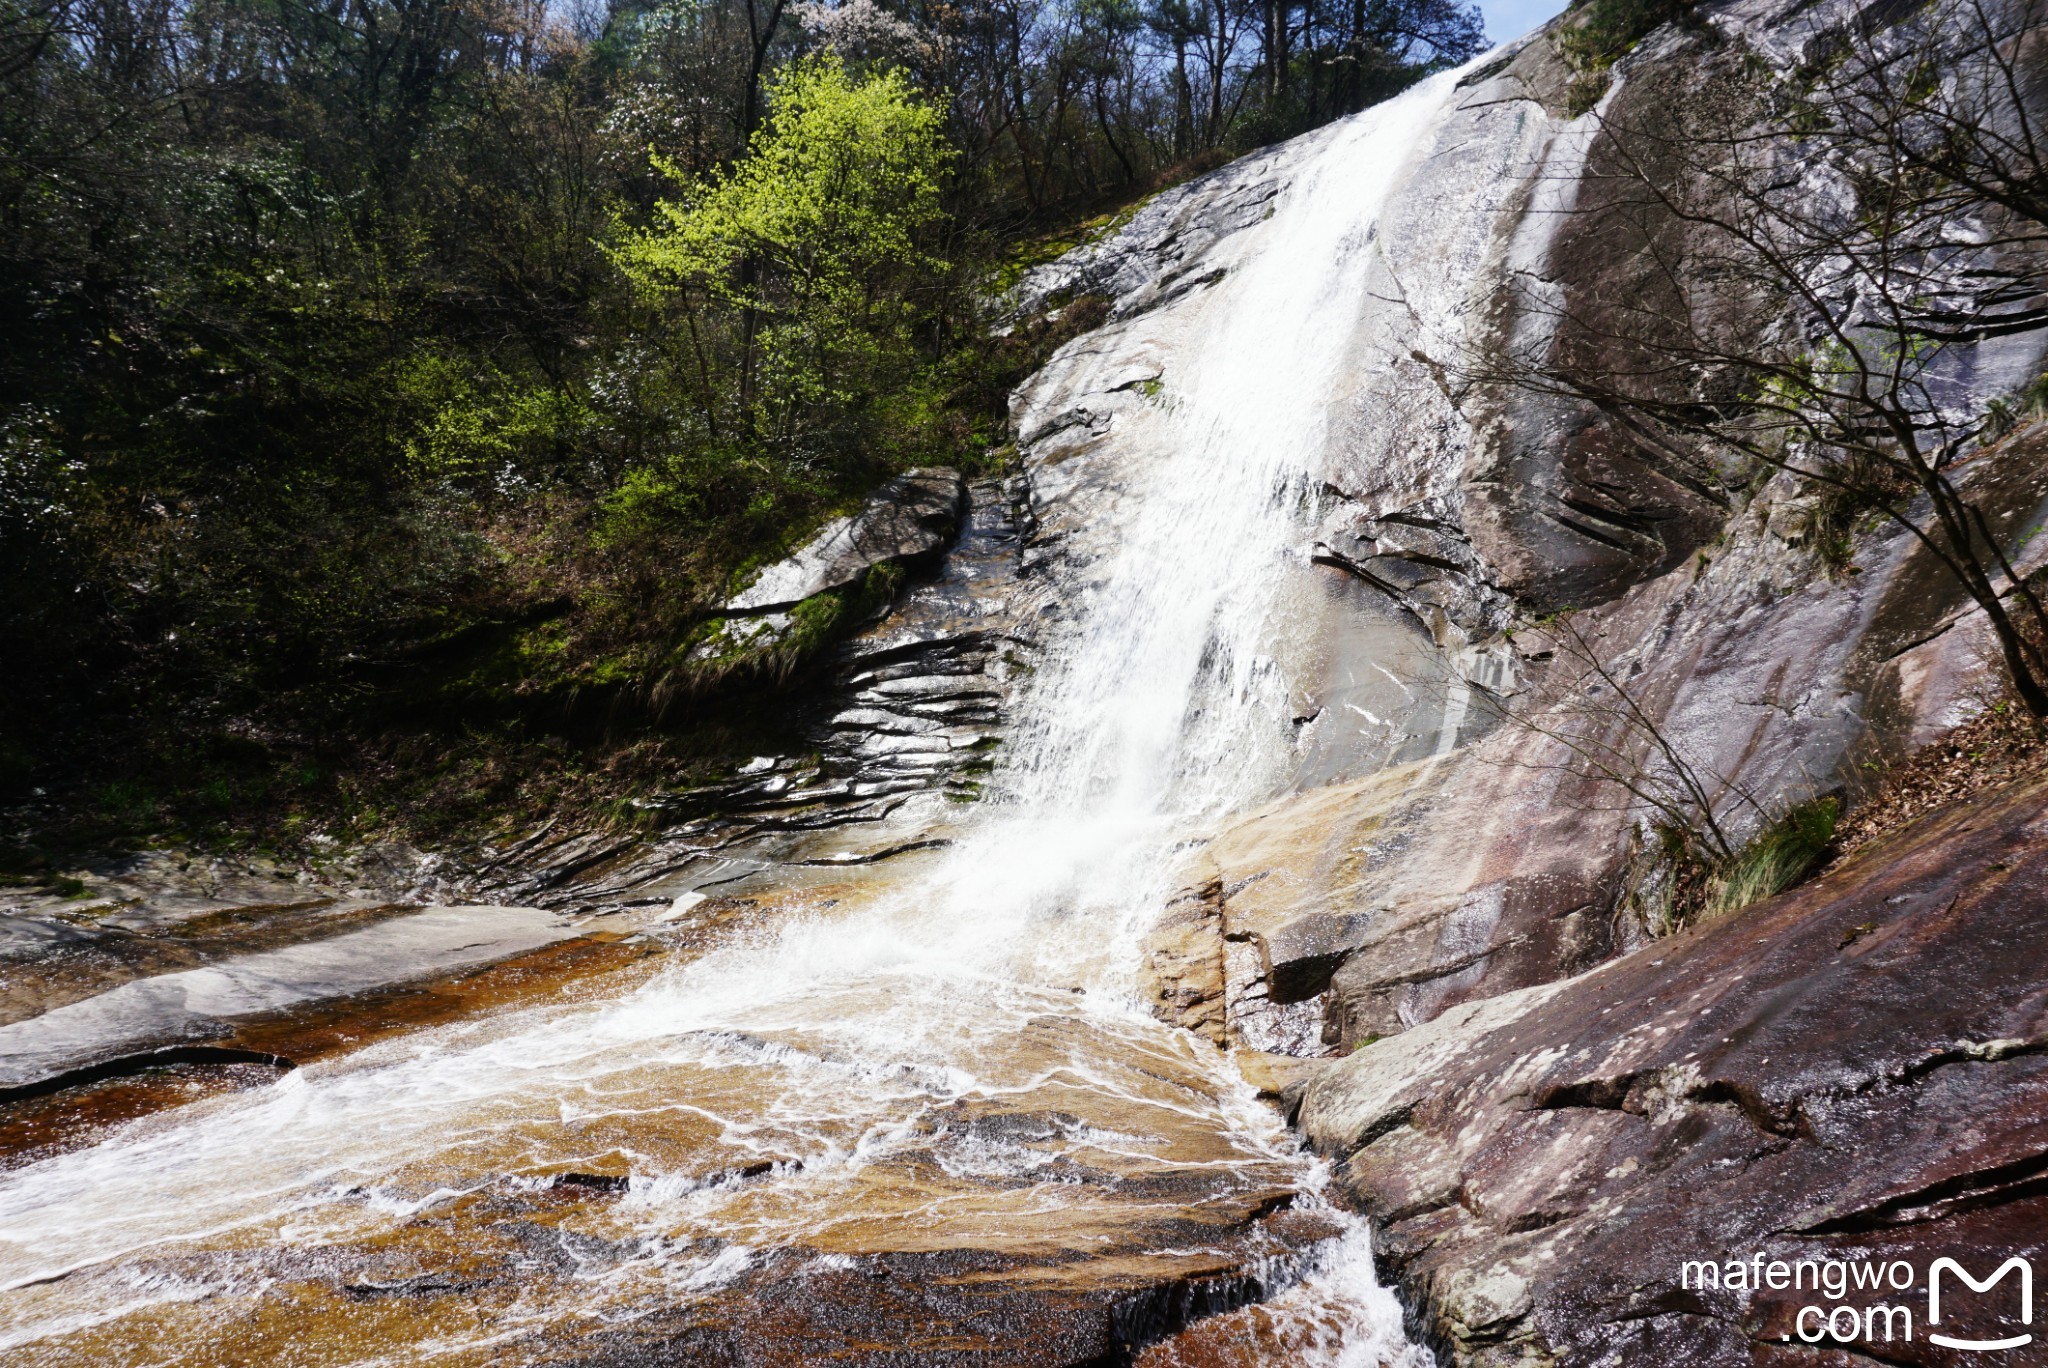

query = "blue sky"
[1477,0,1570,44]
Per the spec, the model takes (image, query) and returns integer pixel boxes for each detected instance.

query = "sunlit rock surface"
[1298,772,2048,1365]
[0,845,490,1047]
[0,904,580,1095]
[1003,0,2048,1359]
[724,466,968,613]
[1115,0,2048,1054]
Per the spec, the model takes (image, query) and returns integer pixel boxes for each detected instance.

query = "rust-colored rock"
[1139,879,1230,1045]
[1299,771,2048,1365]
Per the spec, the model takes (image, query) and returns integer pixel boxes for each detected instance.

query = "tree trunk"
[740,0,787,139]
[1095,82,1136,185]
[1174,43,1192,155]
[1264,0,1283,103]
[1208,5,1227,142]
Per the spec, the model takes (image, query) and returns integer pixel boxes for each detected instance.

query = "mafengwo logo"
[1931,1259,2034,1352]
[1679,1254,2033,1350]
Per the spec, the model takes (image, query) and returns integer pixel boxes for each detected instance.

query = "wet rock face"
[1457,38,1760,614]
[1007,108,1492,798]
[1313,495,1513,647]
[565,1226,1342,1367]
[1115,0,2048,1050]
[1297,772,2048,1367]
[1183,413,2048,1060]
[466,477,1034,913]
[1140,880,1232,1046]
[1159,759,1622,1060]
[1005,136,1316,326]
[1446,0,2048,624]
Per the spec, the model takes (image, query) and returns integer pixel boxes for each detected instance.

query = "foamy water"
[0,65,1475,1365]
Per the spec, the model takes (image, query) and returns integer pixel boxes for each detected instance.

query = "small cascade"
[0,62,1481,1367]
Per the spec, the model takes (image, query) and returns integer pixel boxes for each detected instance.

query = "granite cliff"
[1003,0,2048,1361]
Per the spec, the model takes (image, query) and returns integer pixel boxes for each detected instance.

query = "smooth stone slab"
[725,468,966,613]
[0,904,574,1089]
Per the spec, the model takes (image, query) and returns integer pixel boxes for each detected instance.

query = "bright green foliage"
[618,57,952,448]
[396,354,598,481]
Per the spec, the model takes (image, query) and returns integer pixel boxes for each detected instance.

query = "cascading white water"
[0,65,1473,1366]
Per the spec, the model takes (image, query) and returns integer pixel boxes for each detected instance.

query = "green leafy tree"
[617,54,952,455]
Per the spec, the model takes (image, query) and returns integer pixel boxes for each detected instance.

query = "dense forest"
[0,0,1483,837]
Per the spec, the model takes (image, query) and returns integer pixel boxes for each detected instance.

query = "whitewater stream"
[0,66,1476,1366]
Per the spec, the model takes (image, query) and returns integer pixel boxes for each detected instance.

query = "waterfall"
[0,64,1476,1366]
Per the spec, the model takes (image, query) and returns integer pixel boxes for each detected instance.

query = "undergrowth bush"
[1557,0,1696,113]
[1698,796,1839,920]
[1639,795,1839,933]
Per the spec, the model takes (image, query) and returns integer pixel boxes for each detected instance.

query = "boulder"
[725,468,967,614]
[1138,878,1230,1045]
[1297,771,2048,1366]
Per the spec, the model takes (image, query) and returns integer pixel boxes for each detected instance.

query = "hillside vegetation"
[0,0,1481,842]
